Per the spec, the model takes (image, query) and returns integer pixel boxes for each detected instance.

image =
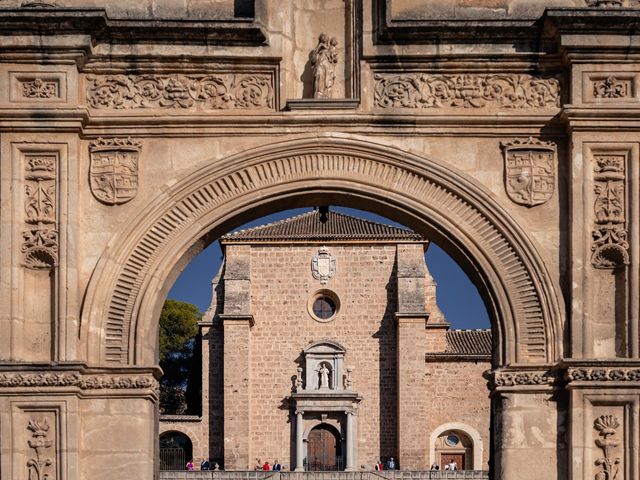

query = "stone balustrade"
[159,471,490,480]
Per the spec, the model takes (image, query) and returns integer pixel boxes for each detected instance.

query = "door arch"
[306,424,342,471]
[81,133,563,368]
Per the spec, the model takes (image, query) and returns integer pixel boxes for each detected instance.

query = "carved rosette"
[22,154,58,269]
[374,73,561,110]
[311,246,336,284]
[593,415,621,480]
[89,137,142,205]
[593,77,630,99]
[26,418,54,480]
[86,74,274,110]
[21,78,58,99]
[591,154,629,269]
[501,137,556,207]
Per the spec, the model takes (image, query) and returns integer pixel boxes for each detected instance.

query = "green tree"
[159,299,201,414]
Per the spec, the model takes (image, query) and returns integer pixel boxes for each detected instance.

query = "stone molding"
[486,369,559,390]
[373,73,561,110]
[80,134,562,366]
[86,74,274,111]
[566,367,640,382]
[0,371,159,391]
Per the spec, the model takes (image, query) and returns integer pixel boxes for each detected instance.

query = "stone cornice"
[485,367,560,392]
[0,8,266,46]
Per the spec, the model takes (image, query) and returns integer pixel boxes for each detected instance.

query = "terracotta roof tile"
[444,329,492,356]
[221,210,424,242]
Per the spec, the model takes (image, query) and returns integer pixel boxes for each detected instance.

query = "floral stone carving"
[311,33,338,99]
[89,137,142,205]
[501,137,556,207]
[22,154,58,269]
[374,73,560,109]
[591,154,629,269]
[27,418,54,480]
[21,78,58,99]
[593,77,630,99]
[594,415,621,480]
[86,74,274,110]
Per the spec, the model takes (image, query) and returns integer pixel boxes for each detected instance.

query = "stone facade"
[163,211,490,470]
[1,0,640,479]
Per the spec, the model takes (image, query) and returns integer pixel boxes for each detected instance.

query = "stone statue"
[311,33,338,99]
[318,363,330,389]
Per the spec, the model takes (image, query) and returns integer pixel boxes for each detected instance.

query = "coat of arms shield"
[311,247,336,284]
[89,137,142,205]
[501,137,556,207]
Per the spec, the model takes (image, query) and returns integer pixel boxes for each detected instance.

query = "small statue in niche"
[311,33,338,99]
[317,363,331,389]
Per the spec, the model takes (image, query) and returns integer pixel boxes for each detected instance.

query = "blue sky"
[168,207,490,330]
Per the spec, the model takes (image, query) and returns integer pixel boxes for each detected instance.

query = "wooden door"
[440,453,465,471]
[307,426,340,471]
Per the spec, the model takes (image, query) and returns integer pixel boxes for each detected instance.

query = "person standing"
[386,457,396,470]
[448,459,458,471]
[273,460,282,471]
[186,459,195,471]
[201,458,210,470]
[262,461,271,471]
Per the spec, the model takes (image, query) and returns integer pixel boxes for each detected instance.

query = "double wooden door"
[307,425,342,471]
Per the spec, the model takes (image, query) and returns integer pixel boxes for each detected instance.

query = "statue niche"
[311,33,338,99]
[298,340,346,391]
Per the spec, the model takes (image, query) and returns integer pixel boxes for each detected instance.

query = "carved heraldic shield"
[311,247,336,284]
[89,137,142,205]
[501,137,556,207]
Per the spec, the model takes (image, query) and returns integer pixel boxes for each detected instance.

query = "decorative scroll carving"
[567,367,640,382]
[489,370,557,388]
[593,77,630,99]
[89,137,142,205]
[586,0,624,7]
[311,247,336,284]
[594,415,621,480]
[501,137,556,207]
[0,372,158,390]
[86,74,274,110]
[311,33,338,99]
[22,154,57,269]
[21,79,58,99]
[591,154,629,269]
[374,73,561,109]
[26,418,54,480]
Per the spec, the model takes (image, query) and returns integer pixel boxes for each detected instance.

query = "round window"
[308,290,340,322]
[445,434,460,447]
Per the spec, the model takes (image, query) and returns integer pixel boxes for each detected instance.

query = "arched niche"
[80,133,563,368]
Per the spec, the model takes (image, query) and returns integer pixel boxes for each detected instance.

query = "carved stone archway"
[81,133,562,368]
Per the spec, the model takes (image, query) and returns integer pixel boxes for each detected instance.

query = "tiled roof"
[221,209,424,242]
[444,329,492,356]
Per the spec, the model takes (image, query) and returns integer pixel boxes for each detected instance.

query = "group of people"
[373,457,396,470]
[255,460,283,471]
[430,459,458,471]
[185,458,221,471]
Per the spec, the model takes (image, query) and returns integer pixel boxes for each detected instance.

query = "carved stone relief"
[501,137,556,207]
[21,154,58,269]
[26,417,55,480]
[20,78,58,99]
[89,137,142,205]
[591,153,629,269]
[488,369,557,388]
[374,73,561,109]
[86,74,274,110]
[0,371,158,390]
[567,367,640,382]
[593,77,631,99]
[586,0,624,6]
[311,247,336,284]
[593,415,622,480]
[311,33,338,99]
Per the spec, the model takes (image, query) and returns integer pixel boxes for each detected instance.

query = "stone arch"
[80,133,562,367]
[429,422,484,470]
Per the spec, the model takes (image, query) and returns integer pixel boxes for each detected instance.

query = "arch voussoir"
[81,135,562,367]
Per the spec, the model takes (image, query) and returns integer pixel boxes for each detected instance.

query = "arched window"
[159,431,193,471]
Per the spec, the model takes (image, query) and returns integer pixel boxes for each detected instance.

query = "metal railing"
[158,471,489,480]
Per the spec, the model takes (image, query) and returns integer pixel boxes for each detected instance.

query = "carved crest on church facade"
[311,246,336,284]
[501,137,556,207]
[89,137,141,205]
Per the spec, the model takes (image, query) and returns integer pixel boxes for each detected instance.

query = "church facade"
[160,210,491,471]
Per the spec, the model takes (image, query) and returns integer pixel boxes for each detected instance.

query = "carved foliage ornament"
[21,79,58,99]
[593,77,630,99]
[0,372,158,390]
[374,73,560,110]
[594,415,621,480]
[87,74,273,110]
[501,137,556,207]
[311,246,336,284]
[490,370,557,388]
[591,154,629,269]
[22,154,58,269]
[567,367,640,382]
[586,0,624,7]
[27,418,54,480]
[89,137,141,205]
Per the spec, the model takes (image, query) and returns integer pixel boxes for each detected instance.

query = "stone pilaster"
[395,244,428,469]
